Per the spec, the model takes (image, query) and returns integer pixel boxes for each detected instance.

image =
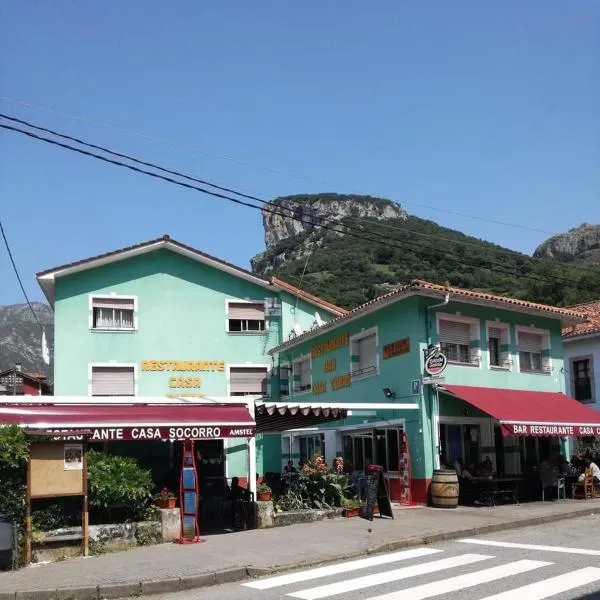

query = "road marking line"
[286,554,493,600]
[242,547,442,590]
[459,538,600,556]
[364,559,551,600]
[478,567,600,600]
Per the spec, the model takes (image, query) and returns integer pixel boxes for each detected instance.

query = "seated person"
[230,476,250,501]
[461,463,474,480]
[482,457,493,474]
[284,460,297,474]
[586,458,600,483]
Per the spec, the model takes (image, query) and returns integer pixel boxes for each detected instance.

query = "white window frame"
[88,362,138,396]
[350,326,379,382]
[436,313,481,368]
[515,325,551,375]
[89,294,138,332]
[226,363,271,397]
[279,362,292,398]
[292,354,312,396]
[225,299,269,334]
[486,320,512,371]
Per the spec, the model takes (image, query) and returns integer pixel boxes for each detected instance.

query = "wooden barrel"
[430,469,459,508]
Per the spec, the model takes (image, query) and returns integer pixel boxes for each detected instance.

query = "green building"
[268,280,592,503]
[36,235,346,494]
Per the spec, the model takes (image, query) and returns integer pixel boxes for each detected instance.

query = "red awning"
[0,404,255,441]
[441,385,600,437]
[256,403,347,432]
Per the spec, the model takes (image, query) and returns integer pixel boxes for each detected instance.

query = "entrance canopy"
[256,403,347,432]
[441,384,600,437]
[0,403,255,441]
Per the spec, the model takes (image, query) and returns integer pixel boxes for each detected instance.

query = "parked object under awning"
[0,403,255,441]
[255,403,347,433]
[441,384,600,437]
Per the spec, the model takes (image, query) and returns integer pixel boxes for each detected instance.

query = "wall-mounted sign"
[64,444,84,471]
[311,333,349,358]
[411,379,421,395]
[331,373,351,391]
[141,360,224,372]
[383,338,410,360]
[324,359,337,373]
[168,377,201,388]
[312,381,327,395]
[424,348,448,376]
[166,392,205,399]
[58,426,256,442]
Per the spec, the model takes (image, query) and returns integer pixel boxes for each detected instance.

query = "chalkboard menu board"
[359,465,394,521]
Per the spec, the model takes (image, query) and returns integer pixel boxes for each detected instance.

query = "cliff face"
[251,193,407,272]
[534,223,600,264]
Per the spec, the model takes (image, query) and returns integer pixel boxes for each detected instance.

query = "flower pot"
[343,508,360,518]
[257,492,272,502]
[157,498,176,509]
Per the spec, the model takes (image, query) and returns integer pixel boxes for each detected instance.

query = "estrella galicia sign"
[424,348,448,376]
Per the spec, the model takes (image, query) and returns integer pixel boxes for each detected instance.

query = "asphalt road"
[143,515,600,600]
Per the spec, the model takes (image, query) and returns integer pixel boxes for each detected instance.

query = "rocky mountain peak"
[534,223,600,264]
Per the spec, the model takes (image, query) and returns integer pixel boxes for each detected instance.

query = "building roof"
[36,235,346,316]
[269,279,587,355]
[562,300,600,339]
[0,369,46,384]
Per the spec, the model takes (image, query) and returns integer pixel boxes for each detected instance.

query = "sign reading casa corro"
[49,426,255,442]
[505,424,600,437]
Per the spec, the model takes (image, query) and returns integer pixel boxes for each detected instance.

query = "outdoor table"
[472,476,521,506]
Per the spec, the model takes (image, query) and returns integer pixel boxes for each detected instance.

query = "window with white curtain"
[293,356,311,393]
[439,319,471,364]
[92,297,135,330]
[350,329,378,380]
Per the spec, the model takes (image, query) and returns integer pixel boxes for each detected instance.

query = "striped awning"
[255,403,347,433]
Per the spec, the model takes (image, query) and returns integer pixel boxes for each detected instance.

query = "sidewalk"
[1,499,599,600]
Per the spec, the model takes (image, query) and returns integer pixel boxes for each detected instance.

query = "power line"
[0,96,559,236]
[1,120,598,298]
[0,218,44,330]
[4,112,598,279]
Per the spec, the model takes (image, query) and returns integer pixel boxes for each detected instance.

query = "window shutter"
[230,367,267,394]
[93,297,134,310]
[358,333,377,370]
[488,327,503,340]
[299,359,311,387]
[92,367,134,396]
[228,303,265,320]
[518,332,542,353]
[439,320,470,345]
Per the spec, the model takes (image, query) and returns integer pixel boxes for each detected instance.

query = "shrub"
[0,425,29,530]
[87,450,153,519]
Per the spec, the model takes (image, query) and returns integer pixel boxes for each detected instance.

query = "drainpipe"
[425,293,450,471]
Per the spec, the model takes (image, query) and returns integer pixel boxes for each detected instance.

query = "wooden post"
[82,441,89,557]
[25,455,32,565]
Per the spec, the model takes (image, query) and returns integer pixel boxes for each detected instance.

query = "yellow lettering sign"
[311,333,349,359]
[324,358,336,373]
[312,381,327,395]
[142,361,224,372]
[168,377,201,389]
[331,374,351,391]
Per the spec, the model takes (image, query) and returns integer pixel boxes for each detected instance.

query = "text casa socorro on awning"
[0,403,255,441]
[440,385,600,437]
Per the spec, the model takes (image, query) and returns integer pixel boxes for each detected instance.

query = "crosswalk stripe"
[459,538,600,556]
[364,559,552,600]
[286,553,493,600]
[478,567,600,600]
[242,547,442,590]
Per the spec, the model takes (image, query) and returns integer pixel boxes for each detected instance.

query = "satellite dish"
[293,322,303,336]
[313,311,325,328]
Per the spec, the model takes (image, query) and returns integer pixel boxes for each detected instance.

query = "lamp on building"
[383,388,396,399]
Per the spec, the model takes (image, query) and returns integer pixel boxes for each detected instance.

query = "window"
[91,366,135,396]
[299,435,324,462]
[229,367,267,396]
[227,302,266,333]
[279,365,291,397]
[293,356,311,394]
[91,297,135,330]
[350,329,378,379]
[487,323,511,369]
[342,429,401,473]
[572,358,593,403]
[439,319,479,365]
[518,330,549,374]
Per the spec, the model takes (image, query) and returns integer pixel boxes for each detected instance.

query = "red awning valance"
[441,384,600,437]
[0,404,255,441]
[256,403,347,432]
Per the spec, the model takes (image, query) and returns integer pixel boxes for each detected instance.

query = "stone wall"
[254,501,343,529]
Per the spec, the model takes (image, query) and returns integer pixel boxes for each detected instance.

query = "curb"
[2,506,597,600]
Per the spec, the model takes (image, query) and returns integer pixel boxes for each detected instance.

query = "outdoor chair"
[572,469,594,500]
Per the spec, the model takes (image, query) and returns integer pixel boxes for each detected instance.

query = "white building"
[563,301,600,407]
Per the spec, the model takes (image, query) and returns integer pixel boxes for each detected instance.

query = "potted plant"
[342,497,362,518]
[154,487,176,509]
[257,482,272,502]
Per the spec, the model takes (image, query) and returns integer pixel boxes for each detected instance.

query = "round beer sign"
[424,350,448,376]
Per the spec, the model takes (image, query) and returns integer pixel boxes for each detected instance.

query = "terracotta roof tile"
[562,300,600,338]
[270,279,586,354]
[271,277,347,316]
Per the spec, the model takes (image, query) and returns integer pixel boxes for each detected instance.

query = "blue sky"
[1,2,598,305]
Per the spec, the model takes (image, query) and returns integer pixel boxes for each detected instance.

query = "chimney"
[15,363,22,372]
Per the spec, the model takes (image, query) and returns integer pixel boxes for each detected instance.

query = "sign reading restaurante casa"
[141,360,225,372]
[505,424,600,437]
[51,426,256,442]
[311,333,350,358]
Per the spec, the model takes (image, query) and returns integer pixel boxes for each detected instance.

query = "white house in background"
[563,301,600,407]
